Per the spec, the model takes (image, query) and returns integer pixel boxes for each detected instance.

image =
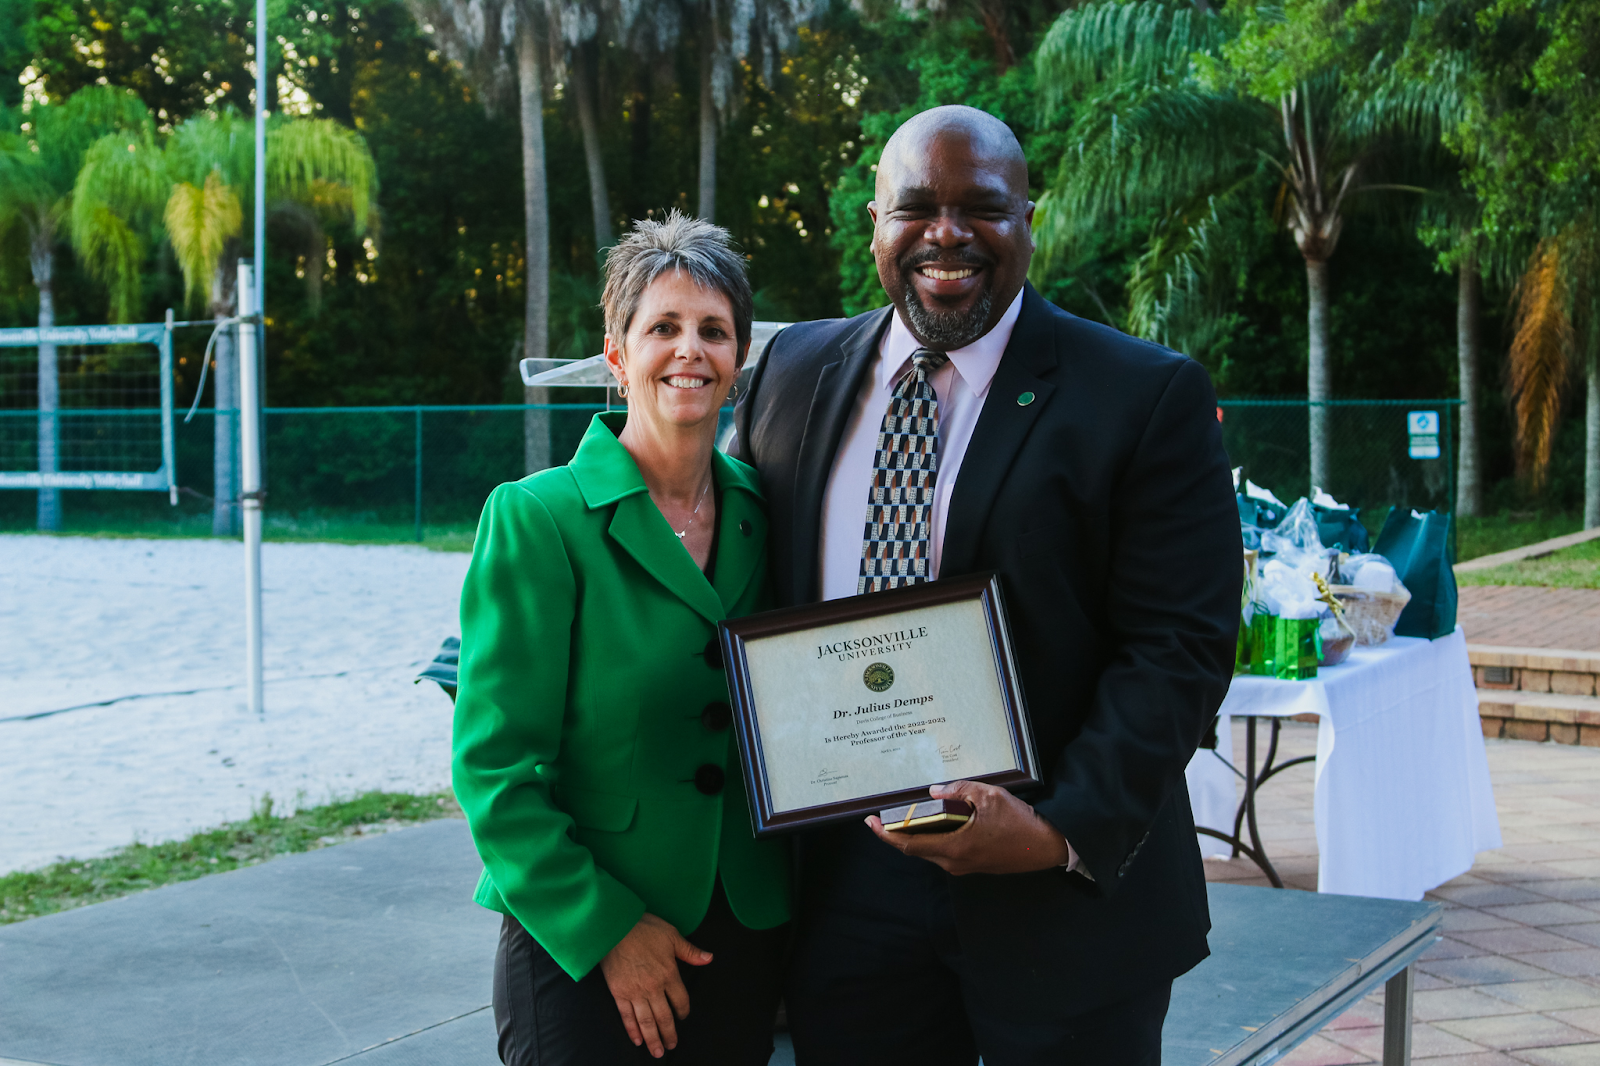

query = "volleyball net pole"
[238,261,264,718]
[242,0,266,717]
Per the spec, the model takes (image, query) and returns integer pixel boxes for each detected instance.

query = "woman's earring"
[617,380,629,399]
[728,382,739,401]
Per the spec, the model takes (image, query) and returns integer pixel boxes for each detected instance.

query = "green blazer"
[453,412,789,981]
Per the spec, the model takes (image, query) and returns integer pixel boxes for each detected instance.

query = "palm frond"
[70,203,146,321]
[1128,198,1209,340]
[0,129,56,223]
[265,118,378,233]
[1038,87,1270,265]
[1035,0,1230,121]
[1125,181,1257,357]
[1508,239,1573,490]
[70,129,171,319]
[32,86,153,189]
[164,111,254,191]
[1343,49,1466,147]
[0,86,151,240]
[163,171,243,309]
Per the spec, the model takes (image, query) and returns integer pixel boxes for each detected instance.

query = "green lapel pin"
[1017,391,1036,406]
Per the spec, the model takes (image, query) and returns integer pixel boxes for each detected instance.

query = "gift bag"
[1237,478,1288,529]
[1312,504,1371,553]
[1372,508,1458,639]
[1246,613,1320,680]
[1237,494,1285,529]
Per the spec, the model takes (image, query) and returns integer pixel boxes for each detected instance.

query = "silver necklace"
[672,476,713,539]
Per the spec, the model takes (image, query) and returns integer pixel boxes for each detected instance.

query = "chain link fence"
[1221,400,1459,533]
[0,399,1456,542]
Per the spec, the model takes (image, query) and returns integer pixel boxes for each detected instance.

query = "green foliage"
[22,0,257,121]
[1032,1,1276,359]
[0,0,1586,519]
[66,123,169,318]
[1425,0,1600,249]
[0,0,30,109]
[829,15,1043,317]
[0,86,151,269]
[262,1,528,405]
[71,105,376,317]
[0,790,461,925]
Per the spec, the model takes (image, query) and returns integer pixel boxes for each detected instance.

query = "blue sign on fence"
[1407,410,1441,460]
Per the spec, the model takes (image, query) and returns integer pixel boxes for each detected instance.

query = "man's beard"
[898,255,995,351]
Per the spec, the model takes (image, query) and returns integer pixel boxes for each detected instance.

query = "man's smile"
[909,258,989,302]
[919,266,978,281]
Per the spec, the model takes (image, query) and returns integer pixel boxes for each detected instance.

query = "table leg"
[1201,716,1286,888]
[1209,714,1317,888]
[1242,717,1269,869]
[1383,965,1414,1066]
[1229,716,1259,857]
[1256,717,1316,788]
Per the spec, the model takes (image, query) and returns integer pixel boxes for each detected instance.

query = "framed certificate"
[718,572,1041,836]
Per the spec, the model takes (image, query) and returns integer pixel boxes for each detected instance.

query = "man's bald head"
[868,106,1035,350]
[875,106,1030,205]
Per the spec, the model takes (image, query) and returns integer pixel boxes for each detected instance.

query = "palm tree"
[1389,42,1482,515]
[610,0,813,224]
[407,0,554,473]
[697,0,724,221]
[689,0,817,221]
[1418,196,1490,517]
[1456,240,1485,516]
[1505,223,1600,527]
[1033,0,1435,492]
[0,86,149,531]
[72,109,376,534]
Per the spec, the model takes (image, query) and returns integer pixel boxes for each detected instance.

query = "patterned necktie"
[858,348,949,594]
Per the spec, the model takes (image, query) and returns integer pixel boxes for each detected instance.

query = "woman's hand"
[598,913,713,1057]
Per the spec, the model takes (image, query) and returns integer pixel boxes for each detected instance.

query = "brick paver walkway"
[1204,720,1600,1064]
[1460,586,1600,652]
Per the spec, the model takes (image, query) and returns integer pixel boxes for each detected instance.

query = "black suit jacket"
[731,286,1242,1016]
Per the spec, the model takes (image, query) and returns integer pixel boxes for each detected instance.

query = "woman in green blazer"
[453,212,789,1065]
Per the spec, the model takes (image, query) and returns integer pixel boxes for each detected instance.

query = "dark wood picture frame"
[718,572,1041,837]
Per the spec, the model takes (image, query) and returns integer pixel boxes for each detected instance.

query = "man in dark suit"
[731,105,1241,1064]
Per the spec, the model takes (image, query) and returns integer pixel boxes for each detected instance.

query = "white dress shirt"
[813,289,1085,874]
[818,289,1024,602]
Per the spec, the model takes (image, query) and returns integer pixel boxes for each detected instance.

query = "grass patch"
[1456,512,1584,562]
[262,518,477,552]
[1458,535,1600,589]
[0,790,462,926]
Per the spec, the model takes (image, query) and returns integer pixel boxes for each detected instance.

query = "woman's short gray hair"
[602,210,754,364]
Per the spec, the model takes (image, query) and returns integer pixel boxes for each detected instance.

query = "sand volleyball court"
[0,534,470,873]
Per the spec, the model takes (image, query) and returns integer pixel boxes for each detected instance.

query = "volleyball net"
[0,321,176,496]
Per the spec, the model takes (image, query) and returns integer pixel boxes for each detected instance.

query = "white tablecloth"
[1184,626,1502,900]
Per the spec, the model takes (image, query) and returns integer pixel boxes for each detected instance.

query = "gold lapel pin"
[1017,391,1036,406]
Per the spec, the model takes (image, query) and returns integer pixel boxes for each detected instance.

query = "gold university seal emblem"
[862,662,895,693]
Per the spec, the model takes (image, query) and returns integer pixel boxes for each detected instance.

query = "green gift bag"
[1373,508,1458,639]
[1238,494,1286,529]
[1312,504,1371,553]
[1248,614,1320,680]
